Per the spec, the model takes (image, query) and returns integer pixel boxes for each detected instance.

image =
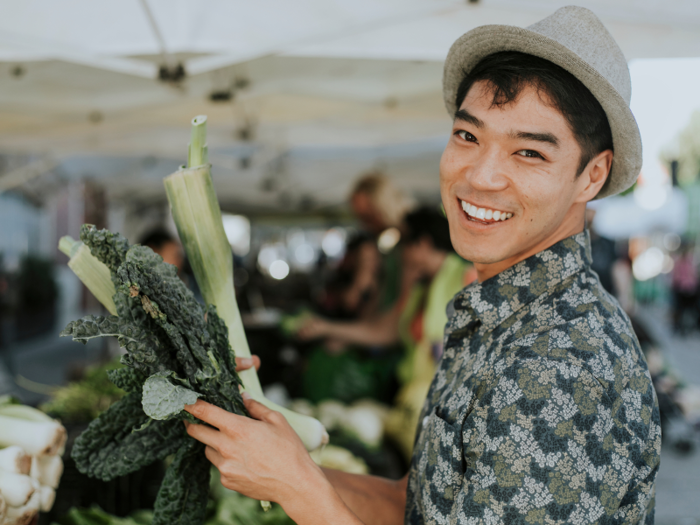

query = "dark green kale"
[152,439,210,525]
[71,393,187,481]
[80,224,129,273]
[107,367,149,394]
[61,226,247,525]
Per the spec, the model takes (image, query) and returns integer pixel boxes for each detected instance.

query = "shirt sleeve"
[452,354,657,524]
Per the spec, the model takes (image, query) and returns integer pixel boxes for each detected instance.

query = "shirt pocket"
[417,407,465,517]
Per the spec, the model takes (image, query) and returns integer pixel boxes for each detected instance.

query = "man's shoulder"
[498,270,652,406]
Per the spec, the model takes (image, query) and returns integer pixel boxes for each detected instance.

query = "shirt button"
[422,416,430,428]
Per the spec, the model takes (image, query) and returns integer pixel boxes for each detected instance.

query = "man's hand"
[184,395,325,506]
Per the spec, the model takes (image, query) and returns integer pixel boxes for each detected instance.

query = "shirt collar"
[452,230,592,332]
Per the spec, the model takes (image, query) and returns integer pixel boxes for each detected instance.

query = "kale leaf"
[71,393,187,481]
[152,439,211,525]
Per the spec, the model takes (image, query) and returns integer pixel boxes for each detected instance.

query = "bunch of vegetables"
[59,116,327,525]
[0,396,66,525]
[40,361,126,424]
[290,398,389,451]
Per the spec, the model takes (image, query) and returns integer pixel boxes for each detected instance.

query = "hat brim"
[443,25,642,199]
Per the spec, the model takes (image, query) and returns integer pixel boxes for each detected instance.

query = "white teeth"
[459,200,511,223]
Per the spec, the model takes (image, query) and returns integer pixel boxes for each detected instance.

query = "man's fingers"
[185,399,247,433]
[204,445,225,468]
[184,420,224,450]
[235,355,261,371]
[242,393,280,423]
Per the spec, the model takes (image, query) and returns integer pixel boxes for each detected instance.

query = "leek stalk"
[164,116,328,452]
[58,236,117,315]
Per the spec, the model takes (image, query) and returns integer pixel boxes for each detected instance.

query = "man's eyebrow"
[510,130,560,148]
[454,109,484,129]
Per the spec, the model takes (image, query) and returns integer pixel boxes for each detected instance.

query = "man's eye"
[516,149,543,159]
[456,130,477,142]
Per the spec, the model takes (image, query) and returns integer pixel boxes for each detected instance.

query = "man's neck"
[474,204,586,282]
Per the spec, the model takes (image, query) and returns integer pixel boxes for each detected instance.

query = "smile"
[460,199,513,224]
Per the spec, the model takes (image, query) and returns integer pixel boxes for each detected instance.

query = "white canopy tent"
[1,0,700,212]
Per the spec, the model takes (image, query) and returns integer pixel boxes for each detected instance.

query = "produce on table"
[310,444,369,475]
[0,447,31,475]
[40,360,126,424]
[0,397,65,524]
[57,114,327,524]
[51,506,154,525]
[312,398,389,450]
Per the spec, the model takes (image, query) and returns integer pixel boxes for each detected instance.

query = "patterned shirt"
[405,230,660,525]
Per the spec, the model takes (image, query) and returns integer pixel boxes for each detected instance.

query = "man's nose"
[466,147,509,192]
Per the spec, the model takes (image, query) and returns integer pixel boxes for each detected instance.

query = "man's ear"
[575,149,613,203]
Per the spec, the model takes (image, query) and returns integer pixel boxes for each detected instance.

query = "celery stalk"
[59,236,117,316]
[164,116,328,452]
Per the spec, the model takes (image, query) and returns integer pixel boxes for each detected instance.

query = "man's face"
[440,81,592,276]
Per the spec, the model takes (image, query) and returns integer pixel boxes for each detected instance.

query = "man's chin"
[453,244,510,266]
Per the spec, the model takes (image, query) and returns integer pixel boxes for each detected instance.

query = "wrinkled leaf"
[72,393,187,481]
[152,439,210,525]
[142,375,201,420]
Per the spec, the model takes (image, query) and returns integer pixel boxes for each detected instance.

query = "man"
[184,6,660,524]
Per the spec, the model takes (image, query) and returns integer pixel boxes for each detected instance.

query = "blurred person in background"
[317,232,382,321]
[299,207,475,453]
[138,228,185,272]
[672,242,699,334]
[347,172,414,315]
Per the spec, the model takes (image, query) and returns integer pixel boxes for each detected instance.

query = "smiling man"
[184,6,660,525]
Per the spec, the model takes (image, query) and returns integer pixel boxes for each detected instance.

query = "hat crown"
[527,6,631,103]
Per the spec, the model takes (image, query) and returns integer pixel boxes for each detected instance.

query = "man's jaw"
[459,199,513,225]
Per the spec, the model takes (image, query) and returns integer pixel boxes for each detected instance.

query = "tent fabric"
[1,0,699,209]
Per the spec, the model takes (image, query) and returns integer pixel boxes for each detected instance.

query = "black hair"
[138,228,176,249]
[455,51,613,176]
[403,207,454,253]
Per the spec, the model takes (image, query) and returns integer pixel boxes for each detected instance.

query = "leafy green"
[71,392,187,481]
[152,439,211,525]
[107,367,149,395]
[40,360,127,423]
[61,225,248,524]
[142,375,201,421]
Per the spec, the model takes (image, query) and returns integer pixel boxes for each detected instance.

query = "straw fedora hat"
[442,6,642,199]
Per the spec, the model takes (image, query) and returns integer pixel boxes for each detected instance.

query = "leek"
[0,470,34,507]
[164,116,328,452]
[58,236,117,315]
[5,488,39,525]
[0,414,66,457]
[0,446,31,475]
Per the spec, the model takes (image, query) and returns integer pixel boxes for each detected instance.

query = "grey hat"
[443,6,642,199]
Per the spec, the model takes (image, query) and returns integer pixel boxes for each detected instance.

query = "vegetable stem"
[188,115,208,168]
[58,236,117,315]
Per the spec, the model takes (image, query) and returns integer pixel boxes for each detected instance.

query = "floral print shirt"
[405,231,660,525]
